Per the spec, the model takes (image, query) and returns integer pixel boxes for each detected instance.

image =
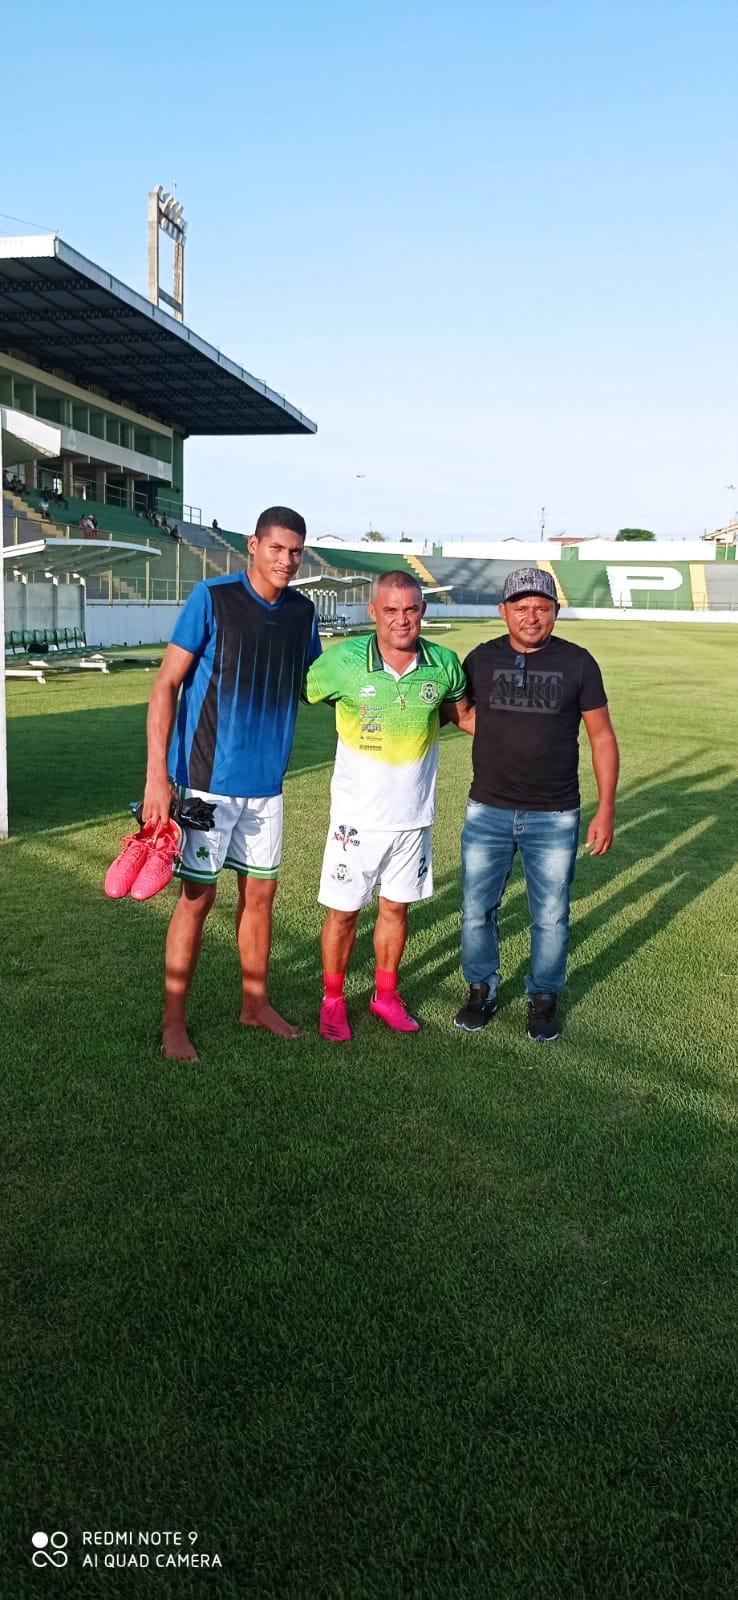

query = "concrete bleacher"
[3,487,238,602]
[177,521,231,576]
[8,488,737,616]
[206,525,244,557]
[308,546,419,581]
[419,555,522,603]
[22,488,234,568]
[704,563,738,609]
[2,495,49,548]
[24,487,149,542]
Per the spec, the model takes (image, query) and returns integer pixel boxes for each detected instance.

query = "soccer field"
[3,620,737,1597]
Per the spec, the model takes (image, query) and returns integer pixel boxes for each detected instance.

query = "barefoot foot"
[239,1002,301,1039]
[162,1023,199,1062]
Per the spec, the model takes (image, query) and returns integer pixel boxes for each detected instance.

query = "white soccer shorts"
[175,788,283,885]
[318,822,434,911]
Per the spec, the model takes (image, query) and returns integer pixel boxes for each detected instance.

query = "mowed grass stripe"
[2,621,737,1599]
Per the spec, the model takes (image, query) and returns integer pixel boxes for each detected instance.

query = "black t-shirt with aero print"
[463,633,607,811]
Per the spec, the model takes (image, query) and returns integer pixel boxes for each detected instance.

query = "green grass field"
[3,620,737,1598]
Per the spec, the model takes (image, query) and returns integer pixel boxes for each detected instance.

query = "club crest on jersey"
[419,681,440,705]
[334,824,360,851]
[331,862,353,883]
[359,684,376,697]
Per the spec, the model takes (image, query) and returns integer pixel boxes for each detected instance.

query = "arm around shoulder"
[304,642,343,705]
[439,649,474,732]
[440,695,475,733]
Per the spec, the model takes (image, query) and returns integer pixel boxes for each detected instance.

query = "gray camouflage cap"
[502,566,558,604]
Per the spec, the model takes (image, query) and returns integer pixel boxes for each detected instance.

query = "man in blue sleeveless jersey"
[143,507,321,1061]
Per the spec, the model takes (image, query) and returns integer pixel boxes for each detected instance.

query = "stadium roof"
[0,235,316,438]
[2,537,161,580]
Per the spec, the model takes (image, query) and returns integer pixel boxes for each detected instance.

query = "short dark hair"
[254,506,306,541]
[371,570,423,600]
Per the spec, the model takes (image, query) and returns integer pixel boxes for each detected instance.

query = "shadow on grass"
[342,758,738,1008]
[3,849,738,1599]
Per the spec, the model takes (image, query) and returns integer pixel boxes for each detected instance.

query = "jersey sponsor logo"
[331,862,353,883]
[334,824,360,850]
[419,681,440,705]
[489,669,563,713]
[359,684,376,696]
[360,704,384,734]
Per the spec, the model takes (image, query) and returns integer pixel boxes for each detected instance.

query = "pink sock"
[375,968,398,996]
[323,971,345,999]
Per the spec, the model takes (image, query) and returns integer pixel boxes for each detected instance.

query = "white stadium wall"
[84,594,738,648]
[86,601,180,647]
[4,578,83,634]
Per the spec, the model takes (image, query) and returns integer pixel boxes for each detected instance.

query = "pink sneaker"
[319,995,352,1043]
[369,991,420,1033]
[130,819,183,901]
[104,824,156,898]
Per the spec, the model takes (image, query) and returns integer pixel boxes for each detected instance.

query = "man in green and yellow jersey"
[305,571,472,1042]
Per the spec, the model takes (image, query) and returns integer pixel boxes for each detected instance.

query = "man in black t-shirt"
[455,567,619,1042]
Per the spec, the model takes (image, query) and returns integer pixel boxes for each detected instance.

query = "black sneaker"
[526,993,560,1042]
[454,982,498,1032]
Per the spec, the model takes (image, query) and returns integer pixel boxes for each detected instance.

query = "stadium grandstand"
[4,228,738,828]
[0,232,315,613]
[3,231,737,675]
[302,535,738,621]
[0,229,316,834]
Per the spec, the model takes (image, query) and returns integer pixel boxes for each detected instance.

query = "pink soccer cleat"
[319,995,352,1043]
[130,818,183,901]
[104,824,157,899]
[369,991,420,1033]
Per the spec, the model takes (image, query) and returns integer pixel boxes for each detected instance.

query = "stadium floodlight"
[148,186,187,322]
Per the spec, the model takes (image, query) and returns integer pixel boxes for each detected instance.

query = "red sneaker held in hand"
[130,818,183,901]
[104,824,157,899]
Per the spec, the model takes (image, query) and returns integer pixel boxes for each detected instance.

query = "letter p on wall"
[606,566,684,607]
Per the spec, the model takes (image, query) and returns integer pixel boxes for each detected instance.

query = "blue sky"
[3,1,737,540]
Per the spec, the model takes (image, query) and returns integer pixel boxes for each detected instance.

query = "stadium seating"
[704,563,738,609]
[8,487,738,614]
[2,488,236,603]
[5,627,89,656]
[308,547,419,580]
[2,499,48,548]
[206,525,244,556]
[417,555,524,603]
[23,488,149,542]
[176,522,230,575]
[303,546,738,613]
[4,626,112,681]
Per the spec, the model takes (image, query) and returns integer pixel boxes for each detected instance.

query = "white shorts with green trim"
[318,822,433,911]
[174,788,283,885]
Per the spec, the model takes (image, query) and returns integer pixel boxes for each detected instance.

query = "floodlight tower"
[147,186,187,321]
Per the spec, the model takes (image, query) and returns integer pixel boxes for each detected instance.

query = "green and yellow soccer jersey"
[305,633,467,829]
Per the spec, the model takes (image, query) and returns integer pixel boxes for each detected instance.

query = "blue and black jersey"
[168,573,321,797]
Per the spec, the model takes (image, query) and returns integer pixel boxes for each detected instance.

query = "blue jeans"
[461,801,580,996]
